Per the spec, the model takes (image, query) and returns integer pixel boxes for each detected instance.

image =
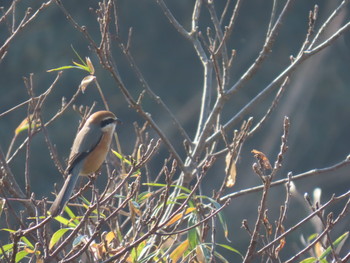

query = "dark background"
[0,0,349,261]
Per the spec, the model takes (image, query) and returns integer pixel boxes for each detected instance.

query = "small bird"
[49,110,120,217]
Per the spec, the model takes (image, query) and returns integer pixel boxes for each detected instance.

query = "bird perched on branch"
[49,110,121,217]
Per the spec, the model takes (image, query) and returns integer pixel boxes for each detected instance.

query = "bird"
[49,110,121,217]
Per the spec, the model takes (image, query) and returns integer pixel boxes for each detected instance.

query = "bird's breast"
[80,131,114,175]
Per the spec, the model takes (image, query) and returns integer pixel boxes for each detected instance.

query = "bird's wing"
[66,125,103,174]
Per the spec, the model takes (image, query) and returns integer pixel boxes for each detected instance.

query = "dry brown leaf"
[225,151,237,188]
[251,149,272,170]
[196,245,205,263]
[85,57,95,74]
[129,201,142,216]
[79,75,96,93]
[263,212,273,236]
[274,237,286,258]
[89,242,104,260]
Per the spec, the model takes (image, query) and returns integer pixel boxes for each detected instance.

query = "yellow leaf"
[170,239,189,262]
[105,231,116,244]
[166,207,196,226]
[225,151,236,188]
[24,247,35,254]
[314,241,324,258]
[79,75,96,93]
[15,115,41,135]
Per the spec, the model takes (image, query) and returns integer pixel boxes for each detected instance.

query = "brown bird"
[49,111,120,216]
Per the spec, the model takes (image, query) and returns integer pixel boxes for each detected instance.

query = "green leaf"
[72,61,89,71]
[111,150,132,165]
[143,183,192,194]
[0,228,15,232]
[137,191,152,203]
[64,205,80,225]
[188,214,198,250]
[198,196,230,241]
[307,233,318,242]
[15,250,29,262]
[212,249,230,263]
[71,44,86,65]
[216,243,243,258]
[172,193,189,200]
[298,257,317,263]
[49,228,72,249]
[138,250,159,263]
[47,65,82,72]
[0,243,13,255]
[319,231,349,260]
[52,215,77,228]
[20,236,34,249]
[137,242,158,262]
[130,241,146,261]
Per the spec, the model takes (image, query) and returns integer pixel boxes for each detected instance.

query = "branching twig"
[257,190,350,255]
[220,154,350,202]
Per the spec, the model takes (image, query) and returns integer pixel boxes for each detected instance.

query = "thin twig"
[309,0,349,49]
[257,190,350,255]
[220,155,350,202]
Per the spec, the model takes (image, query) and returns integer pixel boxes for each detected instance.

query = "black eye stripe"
[100,117,116,128]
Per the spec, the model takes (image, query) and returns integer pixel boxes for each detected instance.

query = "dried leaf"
[263,212,273,235]
[166,207,196,226]
[0,198,5,217]
[225,151,237,187]
[251,149,272,170]
[196,245,205,263]
[79,75,96,93]
[274,237,286,258]
[89,242,104,260]
[170,239,189,262]
[85,57,95,74]
[129,201,142,216]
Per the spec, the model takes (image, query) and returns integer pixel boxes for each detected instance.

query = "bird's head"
[86,110,121,132]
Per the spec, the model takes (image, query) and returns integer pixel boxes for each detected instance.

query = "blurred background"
[0,0,349,260]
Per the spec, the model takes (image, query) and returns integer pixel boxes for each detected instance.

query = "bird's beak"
[115,118,122,125]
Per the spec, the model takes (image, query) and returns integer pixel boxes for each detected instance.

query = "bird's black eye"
[100,117,116,128]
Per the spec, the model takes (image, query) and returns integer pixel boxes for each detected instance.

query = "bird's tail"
[49,167,80,217]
